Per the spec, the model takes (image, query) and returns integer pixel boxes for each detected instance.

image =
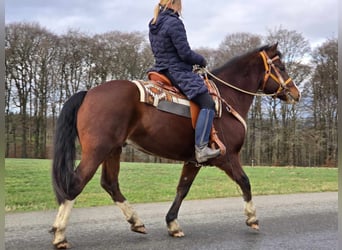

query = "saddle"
[146,71,226,155]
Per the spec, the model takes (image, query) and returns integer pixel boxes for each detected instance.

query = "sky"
[5,0,338,49]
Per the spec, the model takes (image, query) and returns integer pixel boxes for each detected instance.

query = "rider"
[148,0,220,163]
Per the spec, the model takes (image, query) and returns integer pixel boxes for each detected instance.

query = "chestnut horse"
[50,43,300,248]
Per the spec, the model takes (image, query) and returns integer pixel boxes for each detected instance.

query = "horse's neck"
[215,71,258,118]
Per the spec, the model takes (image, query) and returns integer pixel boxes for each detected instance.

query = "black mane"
[211,44,281,75]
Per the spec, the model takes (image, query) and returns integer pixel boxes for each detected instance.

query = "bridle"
[200,50,295,135]
[202,50,293,97]
[259,50,292,96]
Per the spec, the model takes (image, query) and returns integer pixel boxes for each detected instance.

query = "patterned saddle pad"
[132,79,222,119]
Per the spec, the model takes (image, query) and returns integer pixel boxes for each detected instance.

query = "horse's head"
[259,43,301,103]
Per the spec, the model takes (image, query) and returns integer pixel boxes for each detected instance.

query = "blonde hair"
[151,0,182,24]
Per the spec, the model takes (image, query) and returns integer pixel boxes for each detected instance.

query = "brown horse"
[50,43,300,248]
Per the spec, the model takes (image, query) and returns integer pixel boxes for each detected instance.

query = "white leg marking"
[244,200,257,225]
[116,201,144,227]
[52,199,75,245]
[167,219,184,237]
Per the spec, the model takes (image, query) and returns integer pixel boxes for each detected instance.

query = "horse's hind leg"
[222,155,259,230]
[51,154,107,248]
[50,200,75,248]
[166,162,201,237]
[101,149,146,234]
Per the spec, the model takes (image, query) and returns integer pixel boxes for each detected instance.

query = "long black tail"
[52,91,87,204]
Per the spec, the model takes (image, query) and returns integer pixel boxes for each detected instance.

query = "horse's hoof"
[246,219,259,231]
[168,229,185,237]
[54,239,71,249]
[167,220,184,237]
[250,223,259,230]
[131,224,147,234]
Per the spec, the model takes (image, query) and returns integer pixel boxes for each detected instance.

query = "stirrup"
[195,146,220,163]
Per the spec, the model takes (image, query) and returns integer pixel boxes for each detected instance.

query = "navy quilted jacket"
[148,8,208,99]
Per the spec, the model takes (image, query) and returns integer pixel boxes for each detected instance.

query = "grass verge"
[5,159,338,212]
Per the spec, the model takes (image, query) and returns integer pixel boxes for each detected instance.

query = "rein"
[204,68,276,97]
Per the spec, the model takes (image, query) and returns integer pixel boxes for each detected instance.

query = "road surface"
[5,192,338,250]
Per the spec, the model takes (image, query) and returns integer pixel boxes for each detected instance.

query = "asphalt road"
[5,192,338,250]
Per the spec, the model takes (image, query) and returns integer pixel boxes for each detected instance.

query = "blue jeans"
[195,108,215,148]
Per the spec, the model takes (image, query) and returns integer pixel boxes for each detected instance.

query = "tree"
[93,31,153,81]
[6,22,43,157]
[215,32,262,68]
[309,39,338,166]
[57,30,92,99]
[263,27,311,165]
[31,29,59,158]
[6,22,60,158]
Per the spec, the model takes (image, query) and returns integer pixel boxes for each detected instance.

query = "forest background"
[5,22,338,167]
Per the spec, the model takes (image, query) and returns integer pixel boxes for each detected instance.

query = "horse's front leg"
[239,174,259,230]
[221,155,259,230]
[166,162,201,237]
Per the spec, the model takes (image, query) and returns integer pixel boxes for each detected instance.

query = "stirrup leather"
[210,126,226,156]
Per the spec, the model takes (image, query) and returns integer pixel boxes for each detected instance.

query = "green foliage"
[5,159,337,212]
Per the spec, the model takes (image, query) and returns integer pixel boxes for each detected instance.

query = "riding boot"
[195,109,220,163]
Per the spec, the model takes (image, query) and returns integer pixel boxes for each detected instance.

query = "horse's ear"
[270,42,278,51]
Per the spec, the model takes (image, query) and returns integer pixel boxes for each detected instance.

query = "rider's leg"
[192,93,220,163]
[162,71,220,163]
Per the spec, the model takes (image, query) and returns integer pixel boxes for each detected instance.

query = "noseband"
[259,50,292,95]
